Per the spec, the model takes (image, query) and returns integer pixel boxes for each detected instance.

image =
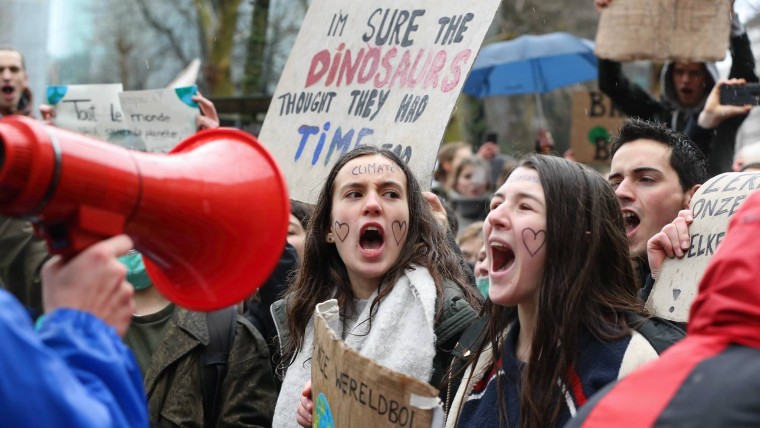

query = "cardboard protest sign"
[595,0,731,62]
[311,300,443,428]
[646,172,760,322]
[258,0,502,203]
[119,86,199,153]
[46,84,131,143]
[570,91,626,166]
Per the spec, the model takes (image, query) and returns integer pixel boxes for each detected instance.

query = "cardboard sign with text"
[311,300,443,428]
[595,0,730,62]
[258,0,502,203]
[646,172,760,322]
[47,84,130,142]
[570,91,626,166]
[119,86,199,153]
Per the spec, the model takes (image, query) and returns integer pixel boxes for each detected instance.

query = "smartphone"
[720,83,760,106]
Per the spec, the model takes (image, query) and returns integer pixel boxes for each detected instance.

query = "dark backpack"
[200,306,238,428]
[624,312,686,354]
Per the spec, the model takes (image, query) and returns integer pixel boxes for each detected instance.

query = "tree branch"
[133,0,190,64]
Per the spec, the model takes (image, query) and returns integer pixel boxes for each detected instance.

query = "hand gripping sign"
[647,172,760,322]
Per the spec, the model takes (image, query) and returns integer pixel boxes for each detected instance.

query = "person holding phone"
[595,0,758,176]
[685,78,754,163]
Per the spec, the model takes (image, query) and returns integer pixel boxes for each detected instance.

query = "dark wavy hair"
[611,118,708,190]
[279,146,480,373]
[460,154,645,428]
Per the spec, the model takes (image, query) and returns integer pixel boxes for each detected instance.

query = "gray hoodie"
[659,61,719,131]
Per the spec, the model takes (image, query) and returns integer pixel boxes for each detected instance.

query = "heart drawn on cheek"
[521,228,546,257]
[392,220,407,245]
[334,221,350,243]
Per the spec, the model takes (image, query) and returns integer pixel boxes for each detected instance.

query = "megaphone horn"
[0,115,290,311]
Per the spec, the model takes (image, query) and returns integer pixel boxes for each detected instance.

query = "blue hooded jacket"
[0,289,148,427]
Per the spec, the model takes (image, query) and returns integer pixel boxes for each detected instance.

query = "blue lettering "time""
[295,121,375,166]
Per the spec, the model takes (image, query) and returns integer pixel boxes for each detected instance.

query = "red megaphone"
[0,115,289,311]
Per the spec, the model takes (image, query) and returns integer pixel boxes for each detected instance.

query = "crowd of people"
[3,0,760,426]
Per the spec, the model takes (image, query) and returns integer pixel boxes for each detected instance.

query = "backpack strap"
[625,312,686,354]
[200,306,238,427]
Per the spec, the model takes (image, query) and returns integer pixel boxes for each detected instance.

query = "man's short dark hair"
[610,118,708,191]
[0,46,26,70]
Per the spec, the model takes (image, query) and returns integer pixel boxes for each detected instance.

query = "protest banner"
[570,91,626,166]
[311,300,443,428]
[119,86,199,153]
[595,0,730,62]
[646,172,760,322]
[258,0,502,203]
[46,83,131,142]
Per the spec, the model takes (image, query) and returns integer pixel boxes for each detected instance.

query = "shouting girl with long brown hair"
[447,155,683,428]
[271,146,482,427]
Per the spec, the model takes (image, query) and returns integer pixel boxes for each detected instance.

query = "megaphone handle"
[32,206,128,259]
[33,221,107,259]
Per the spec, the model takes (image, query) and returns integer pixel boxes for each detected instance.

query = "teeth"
[366,227,378,232]
[491,242,507,248]
[623,212,636,219]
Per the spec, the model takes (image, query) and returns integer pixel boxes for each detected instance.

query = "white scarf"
[272,265,439,427]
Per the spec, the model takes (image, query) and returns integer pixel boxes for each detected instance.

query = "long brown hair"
[463,154,645,428]
[279,146,480,373]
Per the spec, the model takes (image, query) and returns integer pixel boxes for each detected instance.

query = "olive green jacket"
[0,216,49,315]
[144,309,277,428]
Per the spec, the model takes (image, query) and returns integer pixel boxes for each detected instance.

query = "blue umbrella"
[463,32,597,98]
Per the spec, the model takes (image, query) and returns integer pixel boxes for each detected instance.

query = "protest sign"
[258,0,502,203]
[570,91,626,165]
[119,86,199,153]
[595,0,730,62]
[646,172,760,322]
[46,84,131,143]
[311,300,443,428]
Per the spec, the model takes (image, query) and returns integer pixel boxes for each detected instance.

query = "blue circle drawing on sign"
[314,393,335,428]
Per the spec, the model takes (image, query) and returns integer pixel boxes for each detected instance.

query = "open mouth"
[623,211,640,235]
[490,241,515,273]
[360,225,384,252]
[1,86,14,95]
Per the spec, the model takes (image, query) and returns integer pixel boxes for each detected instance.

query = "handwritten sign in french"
[570,91,626,166]
[47,84,132,143]
[311,300,443,428]
[47,84,199,153]
[119,86,199,153]
[647,172,760,322]
[595,0,730,62]
[258,0,501,203]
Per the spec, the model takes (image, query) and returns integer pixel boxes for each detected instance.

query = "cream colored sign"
[258,0,502,203]
[647,172,760,322]
[119,86,199,153]
[595,0,730,62]
[311,300,443,427]
[47,84,128,142]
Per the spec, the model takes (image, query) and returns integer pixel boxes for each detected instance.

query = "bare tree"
[90,0,155,89]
